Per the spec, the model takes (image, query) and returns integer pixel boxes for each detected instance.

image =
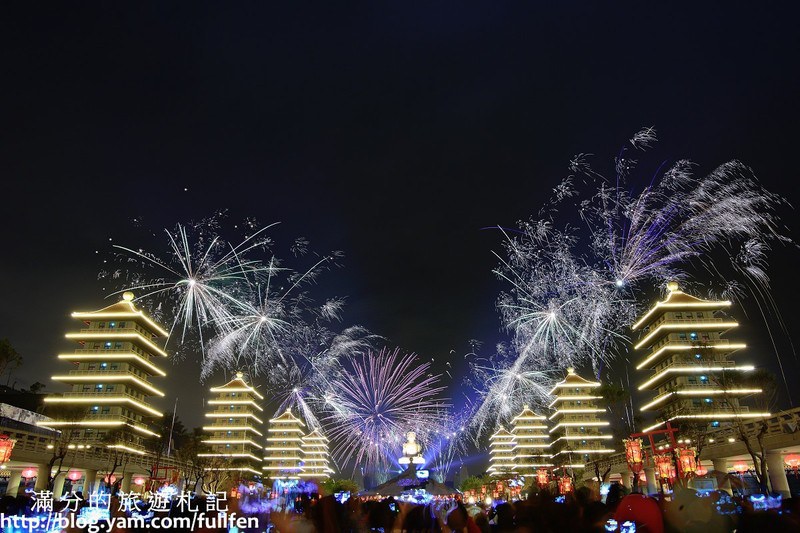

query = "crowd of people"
[268,485,800,532]
[1,483,799,532]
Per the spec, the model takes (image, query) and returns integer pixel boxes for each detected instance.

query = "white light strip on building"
[72,310,170,337]
[548,421,609,433]
[631,297,731,330]
[547,395,602,408]
[202,439,263,448]
[198,453,261,461]
[548,408,605,419]
[205,412,264,424]
[65,332,168,357]
[38,420,160,437]
[202,426,264,436]
[640,388,763,411]
[634,322,738,350]
[209,386,264,400]
[106,444,147,455]
[207,399,264,411]
[58,353,167,376]
[637,365,755,390]
[52,374,166,397]
[636,343,747,370]
[43,396,163,417]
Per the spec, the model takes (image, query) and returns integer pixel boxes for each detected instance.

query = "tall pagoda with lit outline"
[633,281,769,433]
[511,405,552,475]
[548,368,614,468]
[298,429,334,479]
[199,372,264,476]
[486,427,516,478]
[40,292,167,453]
[263,408,305,480]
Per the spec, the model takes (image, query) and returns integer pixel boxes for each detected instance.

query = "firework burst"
[471,127,794,432]
[321,347,450,474]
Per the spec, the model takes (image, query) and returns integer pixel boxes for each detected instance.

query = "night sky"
[2,3,799,433]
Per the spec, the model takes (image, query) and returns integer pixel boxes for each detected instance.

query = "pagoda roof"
[269,408,306,426]
[548,368,601,395]
[490,426,513,439]
[209,372,265,400]
[303,428,329,441]
[71,292,169,337]
[632,282,732,330]
[512,405,546,422]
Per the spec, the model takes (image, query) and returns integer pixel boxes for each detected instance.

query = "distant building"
[633,281,769,432]
[511,405,552,475]
[199,372,264,477]
[263,408,305,480]
[548,368,614,469]
[39,292,168,454]
[298,428,334,479]
[486,426,516,478]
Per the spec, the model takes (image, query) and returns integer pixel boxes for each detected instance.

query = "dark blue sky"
[1,2,799,430]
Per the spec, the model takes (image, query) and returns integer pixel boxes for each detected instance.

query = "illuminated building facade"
[263,408,305,480]
[511,405,552,475]
[299,429,334,479]
[487,427,516,478]
[548,368,613,468]
[200,372,264,476]
[633,281,769,432]
[41,292,167,453]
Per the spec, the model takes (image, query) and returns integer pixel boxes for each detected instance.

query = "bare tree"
[41,404,87,491]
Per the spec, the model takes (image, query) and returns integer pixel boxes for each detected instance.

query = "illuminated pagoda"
[486,427,517,478]
[298,429,334,479]
[548,368,614,469]
[199,372,264,476]
[633,281,769,432]
[263,408,305,480]
[41,292,167,453]
[511,405,552,475]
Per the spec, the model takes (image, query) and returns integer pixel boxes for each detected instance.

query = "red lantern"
[480,485,486,494]
[104,474,117,484]
[624,438,645,474]
[68,471,82,481]
[496,482,503,491]
[0,435,16,464]
[784,453,800,477]
[22,468,36,479]
[558,475,573,494]
[654,454,672,480]
[678,448,697,477]
[134,477,145,486]
[733,461,749,474]
[695,463,708,477]
[537,468,549,487]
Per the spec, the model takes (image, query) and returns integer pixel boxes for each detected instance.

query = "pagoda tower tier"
[487,427,516,478]
[40,292,168,453]
[198,372,264,476]
[299,429,334,479]
[633,281,770,432]
[263,408,305,480]
[548,368,614,468]
[511,405,552,474]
